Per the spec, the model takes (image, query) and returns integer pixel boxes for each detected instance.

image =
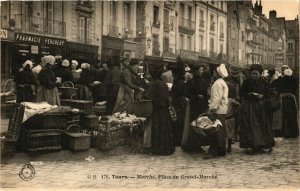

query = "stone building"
[285,17,299,72]
[1,1,101,78]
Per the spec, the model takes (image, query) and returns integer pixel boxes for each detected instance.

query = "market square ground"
[0,119,299,189]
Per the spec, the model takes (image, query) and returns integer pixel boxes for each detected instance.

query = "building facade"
[285,17,299,72]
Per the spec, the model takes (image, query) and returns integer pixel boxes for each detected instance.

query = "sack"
[266,93,281,111]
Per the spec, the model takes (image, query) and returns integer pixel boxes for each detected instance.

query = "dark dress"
[61,67,72,82]
[37,67,60,105]
[103,66,121,114]
[276,75,299,138]
[146,78,175,155]
[182,75,209,150]
[14,68,37,103]
[171,79,187,146]
[239,78,274,149]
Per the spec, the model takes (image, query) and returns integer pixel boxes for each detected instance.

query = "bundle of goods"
[191,114,222,136]
[60,99,93,113]
[96,112,145,151]
[22,106,80,130]
[62,124,91,151]
[1,104,25,156]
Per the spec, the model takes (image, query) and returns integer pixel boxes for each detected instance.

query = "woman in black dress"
[146,63,175,155]
[14,60,37,103]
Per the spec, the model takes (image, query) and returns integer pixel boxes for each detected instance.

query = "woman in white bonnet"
[36,55,60,105]
[70,60,82,83]
[203,63,229,159]
[14,60,37,103]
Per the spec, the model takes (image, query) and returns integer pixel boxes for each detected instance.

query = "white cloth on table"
[21,102,57,122]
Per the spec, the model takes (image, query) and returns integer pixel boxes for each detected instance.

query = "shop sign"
[15,33,65,47]
[178,49,199,61]
[0,29,8,38]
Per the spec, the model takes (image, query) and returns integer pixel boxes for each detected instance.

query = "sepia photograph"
[0,0,299,190]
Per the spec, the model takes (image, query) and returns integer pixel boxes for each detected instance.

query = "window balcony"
[209,51,218,58]
[179,17,195,30]
[13,14,66,37]
[152,20,160,28]
[199,50,208,57]
[217,53,227,61]
[123,28,134,39]
[164,22,170,32]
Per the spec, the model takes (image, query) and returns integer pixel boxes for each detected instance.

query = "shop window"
[79,16,90,44]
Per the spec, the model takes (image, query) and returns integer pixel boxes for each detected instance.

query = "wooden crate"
[61,99,93,113]
[63,133,91,151]
[19,129,62,152]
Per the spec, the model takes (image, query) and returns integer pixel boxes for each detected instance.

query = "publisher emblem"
[19,164,35,181]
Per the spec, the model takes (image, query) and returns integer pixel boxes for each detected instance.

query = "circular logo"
[19,164,35,181]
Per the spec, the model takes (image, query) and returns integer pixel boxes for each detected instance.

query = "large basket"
[96,121,130,151]
[191,115,222,136]
[19,129,62,152]
[63,124,91,151]
[1,138,16,157]
[132,99,153,117]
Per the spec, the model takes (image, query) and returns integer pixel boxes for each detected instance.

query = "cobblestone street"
[1,135,299,190]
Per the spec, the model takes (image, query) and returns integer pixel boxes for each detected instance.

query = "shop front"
[102,36,124,67]
[176,49,208,67]
[1,29,15,78]
[14,32,66,69]
[65,42,99,65]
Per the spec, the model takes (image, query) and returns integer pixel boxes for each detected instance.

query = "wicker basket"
[96,121,130,151]
[19,129,62,152]
[6,104,25,141]
[63,125,91,151]
[80,114,99,130]
[1,103,16,119]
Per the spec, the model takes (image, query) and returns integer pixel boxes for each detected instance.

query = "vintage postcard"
[0,0,299,190]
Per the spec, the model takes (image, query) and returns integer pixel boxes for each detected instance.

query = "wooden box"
[63,133,91,151]
[61,99,93,113]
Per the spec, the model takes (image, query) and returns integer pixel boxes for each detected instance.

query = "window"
[232,47,235,61]
[220,22,224,38]
[163,37,169,53]
[199,10,204,27]
[180,3,184,17]
[188,6,192,21]
[221,1,224,10]
[210,15,215,31]
[220,44,223,54]
[43,1,54,34]
[289,30,294,36]
[187,36,192,51]
[210,38,214,53]
[124,3,131,30]
[79,16,90,43]
[110,1,117,24]
[288,58,293,66]
[153,6,160,27]
[164,9,169,31]
[288,43,293,52]
[241,31,245,42]
[79,0,91,6]
[180,34,184,49]
[152,34,160,56]
[199,35,203,50]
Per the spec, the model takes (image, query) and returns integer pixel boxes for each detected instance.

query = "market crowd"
[13,55,299,159]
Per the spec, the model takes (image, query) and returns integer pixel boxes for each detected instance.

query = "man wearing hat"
[204,63,229,159]
[113,58,145,113]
